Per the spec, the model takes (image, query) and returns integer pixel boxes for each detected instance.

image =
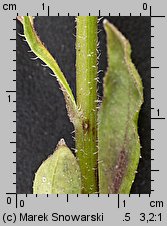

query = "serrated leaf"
[33,139,81,194]
[98,20,143,194]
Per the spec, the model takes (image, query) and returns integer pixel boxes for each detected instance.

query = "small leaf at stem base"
[33,139,81,194]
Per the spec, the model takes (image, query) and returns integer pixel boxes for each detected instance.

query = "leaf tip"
[103,19,127,44]
[57,138,66,147]
[17,16,24,24]
[103,18,108,25]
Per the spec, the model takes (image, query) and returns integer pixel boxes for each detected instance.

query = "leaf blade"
[33,139,81,194]
[98,20,143,194]
[19,16,78,124]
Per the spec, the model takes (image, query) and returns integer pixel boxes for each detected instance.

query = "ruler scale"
[0,0,167,225]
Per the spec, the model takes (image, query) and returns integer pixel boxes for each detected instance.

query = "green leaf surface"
[19,16,78,124]
[98,20,143,194]
[33,139,81,194]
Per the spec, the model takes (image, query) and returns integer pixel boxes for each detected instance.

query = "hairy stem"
[75,16,98,193]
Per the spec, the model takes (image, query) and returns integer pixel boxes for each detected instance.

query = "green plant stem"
[75,16,98,194]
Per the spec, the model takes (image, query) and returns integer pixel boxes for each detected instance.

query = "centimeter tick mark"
[118,194,120,208]
[151,117,165,120]
[48,6,50,16]
[6,91,16,93]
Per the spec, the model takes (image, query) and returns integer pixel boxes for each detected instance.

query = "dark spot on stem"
[82,119,90,132]
[112,150,127,193]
